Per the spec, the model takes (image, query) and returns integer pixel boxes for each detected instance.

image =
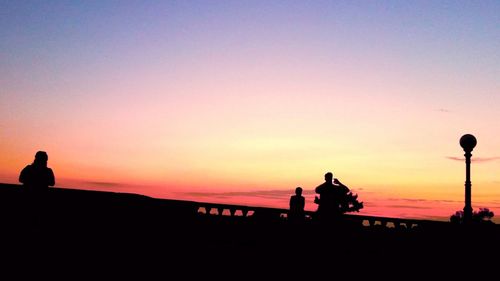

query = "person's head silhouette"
[324,172,333,182]
[34,151,48,167]
[295,187,303,196]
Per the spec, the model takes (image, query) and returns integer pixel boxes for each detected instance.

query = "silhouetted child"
[19,151,55,226]
[289,187,305,222]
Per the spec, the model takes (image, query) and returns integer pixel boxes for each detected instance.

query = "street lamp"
[459,134,477,224]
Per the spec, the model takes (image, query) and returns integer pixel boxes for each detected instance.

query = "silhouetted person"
[314,172,349,222]
[19,151,55,226]
[289,187,305,222]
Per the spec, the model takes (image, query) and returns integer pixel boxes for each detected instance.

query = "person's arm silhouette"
[333,178,350,193]
[47,168,55,186]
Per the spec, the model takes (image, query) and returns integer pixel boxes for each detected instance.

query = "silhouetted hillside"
[1,183,499,277]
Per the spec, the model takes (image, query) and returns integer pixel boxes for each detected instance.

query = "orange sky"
[1,1,499,222]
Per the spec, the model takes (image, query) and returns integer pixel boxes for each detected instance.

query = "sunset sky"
[1,1,499,222]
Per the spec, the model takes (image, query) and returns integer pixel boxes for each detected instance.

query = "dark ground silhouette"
[0,183,498,278]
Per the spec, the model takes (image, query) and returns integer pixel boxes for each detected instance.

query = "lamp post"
[459,134,477,224]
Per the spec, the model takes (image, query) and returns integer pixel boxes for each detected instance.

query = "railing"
[193,201,449,229]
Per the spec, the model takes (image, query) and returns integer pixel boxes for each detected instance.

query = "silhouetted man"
[20,151,55,190]
[289,187,305,222]
[19,151,55,224]
[314,172,349,222]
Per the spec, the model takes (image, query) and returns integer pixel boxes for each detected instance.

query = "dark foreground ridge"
[1,183,498,277]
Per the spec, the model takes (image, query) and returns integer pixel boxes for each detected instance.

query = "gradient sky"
[1,1,499,222]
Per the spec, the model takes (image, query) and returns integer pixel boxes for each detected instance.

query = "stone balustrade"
[194,201,448,229]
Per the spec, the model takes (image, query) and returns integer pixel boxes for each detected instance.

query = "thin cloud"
[436,108,451,113]
[83,181,121,187]
[387,198,429,203]
[395,198,461,204]
[446,156,500,163]
[386,205,431,210]
[469,157,500,163]
[436,199,461,203]
[182,189,316,200]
